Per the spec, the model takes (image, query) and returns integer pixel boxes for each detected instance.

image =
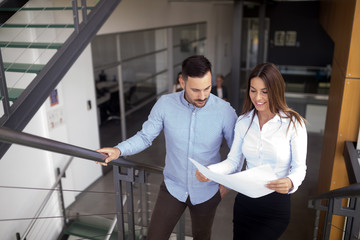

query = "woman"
[196,62,307,240]
[211,74,228,101]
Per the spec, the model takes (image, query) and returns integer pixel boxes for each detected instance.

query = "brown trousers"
[146,182,221,240]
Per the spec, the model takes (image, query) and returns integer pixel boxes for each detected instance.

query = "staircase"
[0,0,121,159]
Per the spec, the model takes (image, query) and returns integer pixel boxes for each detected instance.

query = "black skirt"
[233,192,291,240]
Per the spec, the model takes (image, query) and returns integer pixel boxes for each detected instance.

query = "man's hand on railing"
[96,147,121,166]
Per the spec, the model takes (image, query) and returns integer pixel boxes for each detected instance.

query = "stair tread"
[0,41,62,49]
[64,221,118,240]
[1,23,74,28]
[0,88,23,102]
[3,62,45,73]
[64,219,145,240]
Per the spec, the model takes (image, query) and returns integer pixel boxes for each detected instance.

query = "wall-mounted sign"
[285,31,297,46]
[47,108,64,130]
[49,89,59,106]
[274,31,285,46]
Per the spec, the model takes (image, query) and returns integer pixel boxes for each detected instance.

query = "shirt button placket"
[259,132,263,164]
[188,110,196,192]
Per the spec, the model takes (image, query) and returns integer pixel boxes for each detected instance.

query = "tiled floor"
[67,98,322,240]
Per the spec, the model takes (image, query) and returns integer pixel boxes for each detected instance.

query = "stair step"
[1,23,74,28]
[64,218,145,240]
[64,220,118,240]
[3,62,45,73]
[0,7,94,11]
[0,88,24,102]
[0,41,62,49]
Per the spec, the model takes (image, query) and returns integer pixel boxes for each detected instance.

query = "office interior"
[0,0,359,240]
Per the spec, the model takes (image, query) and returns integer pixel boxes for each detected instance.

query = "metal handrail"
[308,183,360,240]
[0,127,163,173]
[309,183,360,201]
[0,126,166,239]
[344,141,360,184]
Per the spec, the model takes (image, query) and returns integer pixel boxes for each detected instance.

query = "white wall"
[0,110,63,240]
[60,45,102,195]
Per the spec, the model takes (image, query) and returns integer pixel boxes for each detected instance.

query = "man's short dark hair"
[181,55,212,81]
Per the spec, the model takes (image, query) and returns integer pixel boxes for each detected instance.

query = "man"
[97,55,237,240]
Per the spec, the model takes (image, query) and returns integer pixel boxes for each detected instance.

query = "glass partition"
[172,22,206,82]
[91,22,207,134]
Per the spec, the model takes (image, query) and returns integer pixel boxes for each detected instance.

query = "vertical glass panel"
[173,65,182,86]
[195,40,206,55]
[241,18,270,70]
[173,45,196,66]
[155,29,167,51]
[95,66,120,124]
[122,51,167,85]
[91,34,118,68]
[198,23,207,39]
[120,29,167,60]
[155,72,169,95]
[172,22,207,86]
[173,23,206,46]
[172,22,207,64]
[127,77,157,106]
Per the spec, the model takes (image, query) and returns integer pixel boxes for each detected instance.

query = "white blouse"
[216,88,224,99]
[208,109,308,193]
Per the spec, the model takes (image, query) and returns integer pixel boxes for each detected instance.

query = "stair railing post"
[323,198,335,240]
[145,181,150,228]
[137,176,144,239]
[313,208,320,240]
[0,49,11,117]
[113,165,126,240]
[177,213,185,240]
[114,164,148,240]
[105,215,118,240]
[57,167,68,226]
[348,197,360,240]
[71,0,80,33]
[354,197,360,240]
[126,179,136,240]
[81,0,88,23]
[15,232,21,240]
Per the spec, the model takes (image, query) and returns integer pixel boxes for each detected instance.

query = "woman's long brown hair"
[241,62,305,132]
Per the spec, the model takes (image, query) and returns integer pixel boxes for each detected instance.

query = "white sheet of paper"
[190,158,277,198]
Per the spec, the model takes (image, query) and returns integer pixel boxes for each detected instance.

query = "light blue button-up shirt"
[115,91,237,204]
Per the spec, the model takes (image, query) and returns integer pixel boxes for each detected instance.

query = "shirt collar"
[179,90,189,107]
[245,109,287,123]
[274,111,289,123]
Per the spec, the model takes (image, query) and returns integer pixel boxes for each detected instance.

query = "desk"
[96,81,118,93]
[96,81,137,124]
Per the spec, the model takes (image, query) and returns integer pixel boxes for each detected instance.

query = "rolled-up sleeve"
[115,97,164,156]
